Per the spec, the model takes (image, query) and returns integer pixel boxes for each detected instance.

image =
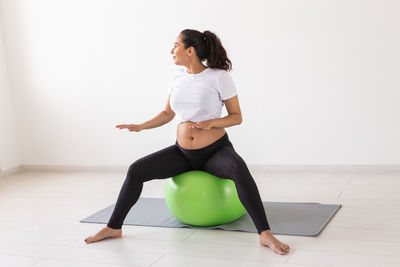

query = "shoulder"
[207,68,232,80]
[213,68,233,78]
[207,68,228,74]
[210,68,234,84]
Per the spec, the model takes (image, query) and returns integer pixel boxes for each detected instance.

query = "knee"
[126,160,144,182]
[228,161,253,183]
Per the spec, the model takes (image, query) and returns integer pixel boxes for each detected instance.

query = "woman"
[84,29,290,255]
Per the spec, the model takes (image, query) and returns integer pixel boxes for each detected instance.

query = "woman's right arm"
[116,94,175,132]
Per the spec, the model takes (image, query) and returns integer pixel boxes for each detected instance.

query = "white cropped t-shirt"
[168,67,238,123]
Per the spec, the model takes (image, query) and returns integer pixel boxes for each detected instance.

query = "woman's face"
[171,34,189,66]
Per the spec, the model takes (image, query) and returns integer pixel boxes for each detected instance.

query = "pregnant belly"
[176,121,226,150]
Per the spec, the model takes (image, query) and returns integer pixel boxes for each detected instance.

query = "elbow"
[167,114,175,123]
[163,110,175,122]
[236,115,242,125]
[229,113,242,125]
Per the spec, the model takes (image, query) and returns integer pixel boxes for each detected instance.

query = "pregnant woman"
[84,29,290,255]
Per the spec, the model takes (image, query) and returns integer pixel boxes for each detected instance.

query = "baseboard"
[1,164,399,179]
[22,165,127,173]
[0,165,24,178]
[249,164,400,174]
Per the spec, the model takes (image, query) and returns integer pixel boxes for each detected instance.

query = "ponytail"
[180,29,232,71]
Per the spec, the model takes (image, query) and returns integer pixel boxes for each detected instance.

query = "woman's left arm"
[189,95,242,130]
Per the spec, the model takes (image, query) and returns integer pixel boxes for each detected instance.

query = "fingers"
[189,124,201,129]
[116,124,128,129]
[189,125,210,130]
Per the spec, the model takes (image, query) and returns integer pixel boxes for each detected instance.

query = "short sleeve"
[217,71,237,100]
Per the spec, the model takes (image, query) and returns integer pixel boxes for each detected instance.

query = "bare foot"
[259,230,290,255]
[84,226,122,244]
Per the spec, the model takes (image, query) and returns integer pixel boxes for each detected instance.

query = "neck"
[186,61,207,74]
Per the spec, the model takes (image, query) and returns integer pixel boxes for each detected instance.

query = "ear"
[187,46,195,56]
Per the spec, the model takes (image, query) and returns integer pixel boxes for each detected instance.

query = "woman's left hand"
[189,120,214,130]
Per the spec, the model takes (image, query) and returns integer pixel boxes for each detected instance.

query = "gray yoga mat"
[80,197,341,236]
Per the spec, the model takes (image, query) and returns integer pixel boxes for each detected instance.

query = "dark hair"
[180,29,232,72]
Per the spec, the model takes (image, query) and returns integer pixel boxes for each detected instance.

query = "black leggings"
[107,132,270,234]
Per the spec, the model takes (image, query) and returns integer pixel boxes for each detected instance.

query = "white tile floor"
[0,170,400,266]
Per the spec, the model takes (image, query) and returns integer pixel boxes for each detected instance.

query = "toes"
[280,243,289,251]
[277,249,285,254]
[85,235,98,243]
[271,245,284,255]
[275,246,288,254]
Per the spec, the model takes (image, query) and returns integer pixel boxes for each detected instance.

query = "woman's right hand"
[116,124,142,132]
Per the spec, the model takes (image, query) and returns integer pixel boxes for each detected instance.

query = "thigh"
[129,144,191,183]
[203,145,252,181]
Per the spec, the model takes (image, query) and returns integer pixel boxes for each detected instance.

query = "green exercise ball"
[164,170,246,226]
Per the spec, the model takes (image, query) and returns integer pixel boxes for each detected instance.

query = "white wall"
[0,6,20,172]
[0,0,399,169]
